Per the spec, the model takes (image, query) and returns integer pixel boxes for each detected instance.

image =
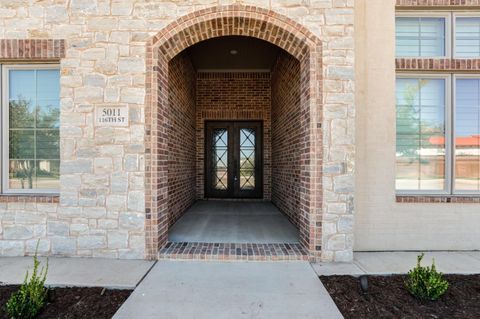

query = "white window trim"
[396,11,452,59]
[1,64,60,195]
[453,12,480,59]
[452,74,480,195]
[395,73,453,196]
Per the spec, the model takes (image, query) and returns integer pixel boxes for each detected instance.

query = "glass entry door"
[205,121,263,198]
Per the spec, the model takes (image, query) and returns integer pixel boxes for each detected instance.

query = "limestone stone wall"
[0,201,59,256]
[0,0,355,261]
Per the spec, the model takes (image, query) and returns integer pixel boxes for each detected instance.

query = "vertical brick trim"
[196,72,271,200]
[306,45,324,261]
[145,5,322,260]
[0,39,65,60]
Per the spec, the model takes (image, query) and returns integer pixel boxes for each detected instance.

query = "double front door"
[205,121,263,198]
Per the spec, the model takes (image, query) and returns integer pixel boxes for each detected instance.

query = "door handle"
[234,176,238,181]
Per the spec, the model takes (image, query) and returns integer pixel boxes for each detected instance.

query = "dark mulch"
[320,275,480,319]
[0,285,131,319]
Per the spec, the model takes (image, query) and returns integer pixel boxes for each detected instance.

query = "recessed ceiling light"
[230,50,238,55]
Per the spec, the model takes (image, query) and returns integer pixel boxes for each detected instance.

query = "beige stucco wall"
[355,0,480,251]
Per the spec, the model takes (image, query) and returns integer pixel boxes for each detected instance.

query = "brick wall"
[271,52,302,229]
[396,0,480,6]
[167,53,197,227]
[396,58,480,71]
[196,72,272,200]
[166,68,273,224]
[0,39,65,60]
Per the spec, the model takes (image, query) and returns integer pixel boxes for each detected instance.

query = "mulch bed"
[320,275,480,319]
[0,285,131,319]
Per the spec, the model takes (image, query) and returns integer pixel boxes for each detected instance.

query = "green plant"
[5,242,48,319]
[405,253,449,301]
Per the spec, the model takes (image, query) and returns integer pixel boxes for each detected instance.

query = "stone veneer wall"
[0,2,355,262]
[196,72,271,200]
[271,52,302,233]
[0,197,60,256]
[167,52,197,227]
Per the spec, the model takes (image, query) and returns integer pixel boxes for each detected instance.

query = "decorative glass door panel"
[239,129,255,191]
[205,121,262,198]
[213,129,228,191]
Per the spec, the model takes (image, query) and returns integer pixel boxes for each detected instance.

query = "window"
[455,16,480,57]
[396,75,480,194]
[2,65,60,194]
[396,16,447,57]
[396,76,449,192]
[455,77,480,192]
[396,13,480,58]
[395,11,480,196]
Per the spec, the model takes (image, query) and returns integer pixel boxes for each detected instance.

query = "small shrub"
[405,253,449,301]
[6,243,48,319]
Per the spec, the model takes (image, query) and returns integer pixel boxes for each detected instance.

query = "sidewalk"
[0,257,154,289]
[312,251,480,276]
[114,261,343,319]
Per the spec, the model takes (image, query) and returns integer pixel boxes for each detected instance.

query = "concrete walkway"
[169,201,299,244]
[313,251,480,276]
[0,257,154,289]
[114,261,342,319]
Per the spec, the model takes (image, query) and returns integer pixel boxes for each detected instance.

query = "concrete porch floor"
[168,201,299,244]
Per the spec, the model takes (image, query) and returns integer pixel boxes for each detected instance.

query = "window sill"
[396,195,480,203]
[0,194,59,203]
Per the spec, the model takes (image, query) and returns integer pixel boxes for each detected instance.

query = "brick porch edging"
[159,242,309,261]
[144,5,323,260]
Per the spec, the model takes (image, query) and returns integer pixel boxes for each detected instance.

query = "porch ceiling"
[187,36,280,71]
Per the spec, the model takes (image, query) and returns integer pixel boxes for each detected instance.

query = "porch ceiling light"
[230,49,238,55]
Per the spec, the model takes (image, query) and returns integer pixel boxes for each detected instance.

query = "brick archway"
[145,5,323,260]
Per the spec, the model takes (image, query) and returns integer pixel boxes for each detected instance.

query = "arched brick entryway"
[145,5,322,260]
